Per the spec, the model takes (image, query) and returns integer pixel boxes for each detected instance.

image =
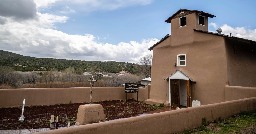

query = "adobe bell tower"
[165,9,215,45]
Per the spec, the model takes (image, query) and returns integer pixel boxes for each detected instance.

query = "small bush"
[202,117,208,126]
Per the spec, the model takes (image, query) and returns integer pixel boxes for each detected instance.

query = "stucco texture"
[0,87,149,108]
[150,29,227,105]
[149,10,256,106]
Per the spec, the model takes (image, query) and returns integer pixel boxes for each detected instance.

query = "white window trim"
[179,16,186,27]
[177,54,186,66]
[198,15,205,26]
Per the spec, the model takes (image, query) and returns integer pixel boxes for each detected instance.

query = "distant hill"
[0,50,141,74]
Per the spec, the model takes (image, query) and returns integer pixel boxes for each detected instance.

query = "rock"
[76,104,106,125]
[192,100,201,107]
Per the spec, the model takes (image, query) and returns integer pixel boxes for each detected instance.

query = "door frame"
[169,78,192,107]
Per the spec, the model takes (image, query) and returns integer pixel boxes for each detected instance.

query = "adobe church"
[147,9,256,107]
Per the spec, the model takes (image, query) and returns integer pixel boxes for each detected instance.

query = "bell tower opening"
[198,15,205,25]
[179,16,186,27]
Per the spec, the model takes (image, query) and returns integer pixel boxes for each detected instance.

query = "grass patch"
[184,110,256,134]
[152,103,165,110]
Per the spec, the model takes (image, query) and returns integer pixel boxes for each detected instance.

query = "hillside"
[0,50,141,74]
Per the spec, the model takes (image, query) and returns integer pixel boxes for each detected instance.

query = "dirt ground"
[0,99,170,130]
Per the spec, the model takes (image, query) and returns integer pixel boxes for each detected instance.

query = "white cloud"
[59,6,76,14]
[34,0,62,8]
[209,22,218,30]
[69,0,153,11]
[221,24,256,41]
[0,11,157,63]
[37,13,68,28]
[34,0,153,13]
[209,23,256,41]
[0,0,157,63]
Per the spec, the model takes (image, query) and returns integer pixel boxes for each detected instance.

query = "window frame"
[179,16,186,27]
[177,54,186,66]
[198,15,205,26]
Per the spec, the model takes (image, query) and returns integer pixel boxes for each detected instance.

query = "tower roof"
[165,9,215,23]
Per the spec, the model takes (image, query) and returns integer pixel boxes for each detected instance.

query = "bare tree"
[139,54,152,78]
[63,67,75,82]
[101,73,142,87]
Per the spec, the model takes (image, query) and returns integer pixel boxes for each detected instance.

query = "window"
[177,54,186,66]
[198,15,205,25]
[179,16,186,27]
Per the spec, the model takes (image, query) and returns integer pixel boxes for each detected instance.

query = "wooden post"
[88,76,97,104]
[186,80,191,107]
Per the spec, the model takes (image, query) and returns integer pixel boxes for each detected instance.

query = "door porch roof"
[168,70,194,82]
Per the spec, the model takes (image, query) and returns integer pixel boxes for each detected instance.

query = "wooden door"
[170,80,180,107]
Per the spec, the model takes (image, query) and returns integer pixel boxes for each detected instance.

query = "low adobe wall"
[0,87,149,108]
[225,85,256,101]
[40,97,256,134]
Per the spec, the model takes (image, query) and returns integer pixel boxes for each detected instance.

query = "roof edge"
[194,29,256,45]
[149,34,170,50]
[165,9,216,23]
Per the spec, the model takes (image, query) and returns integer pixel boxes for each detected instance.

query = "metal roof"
[168,70,194,81]
[142,77,151,81]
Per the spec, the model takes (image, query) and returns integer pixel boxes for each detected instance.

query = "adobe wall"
[171,13,196,45]
[0,87,149,108]
[170,12,209,46]
[190,32,228,104]
[39,97,256,134]
[150,31,227,105]
[225,85,256,101]
[225,39,256,87]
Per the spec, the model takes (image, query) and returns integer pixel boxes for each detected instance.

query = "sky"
[0,0,255,63]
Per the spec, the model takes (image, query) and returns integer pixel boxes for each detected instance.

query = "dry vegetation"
[0,67,143,89]
[0,50,152,89]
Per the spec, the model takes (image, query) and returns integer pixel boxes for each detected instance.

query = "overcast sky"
[0,0,255,63]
